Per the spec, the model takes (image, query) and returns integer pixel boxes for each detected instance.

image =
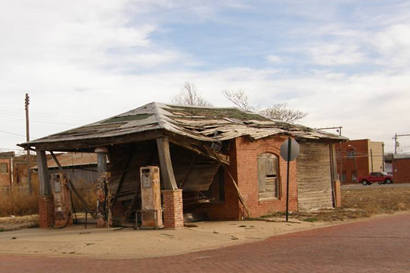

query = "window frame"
[257,152,281,200]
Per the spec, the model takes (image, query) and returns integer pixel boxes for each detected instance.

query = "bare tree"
[222,90,254,111]
[259,103,307,123]
[223,90,307,123]
[172,82,212,107]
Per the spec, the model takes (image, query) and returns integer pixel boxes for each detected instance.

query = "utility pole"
[394,133,398,154]
[393,133,410,154]
[25,93,32,194]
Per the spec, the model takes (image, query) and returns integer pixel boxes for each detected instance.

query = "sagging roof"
[21,102,346,149]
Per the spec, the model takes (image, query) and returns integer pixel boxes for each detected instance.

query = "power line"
[0,129,25,137]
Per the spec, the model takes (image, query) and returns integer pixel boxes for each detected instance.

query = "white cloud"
[308,43,365,66]
[266,55,282,64]
[371,24,410,68]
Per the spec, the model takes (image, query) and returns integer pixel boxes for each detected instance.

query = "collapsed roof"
[20,102,346,150]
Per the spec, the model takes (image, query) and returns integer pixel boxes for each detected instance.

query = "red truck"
[358,172,393,185]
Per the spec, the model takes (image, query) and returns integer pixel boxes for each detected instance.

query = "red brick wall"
[235,136,297,217]
[392,158,410,183]
[162,189,184,229]
[38,196,54,228]
[207,141,241,220]
[208,136,297,219]
[336,139,370,184]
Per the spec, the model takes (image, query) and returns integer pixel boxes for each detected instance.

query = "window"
[0,163,8,174]
[258,153,279,200]
[341,171,346,183]
[352,171,357,182]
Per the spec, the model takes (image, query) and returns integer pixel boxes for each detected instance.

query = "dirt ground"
[0,217,334,259]
[0,184,409,259]
[1,212,409,260]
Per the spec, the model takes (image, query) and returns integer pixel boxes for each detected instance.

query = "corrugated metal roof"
[393,153,410,160]
[23,102,346,147]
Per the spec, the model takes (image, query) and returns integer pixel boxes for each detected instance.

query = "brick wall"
[207,136,297,219]
[162,189,184,229]
[392,158,410,183]
[336,139,370,184]
[234,136,297,217]
[38,196,54,228]
[207,141,241,220]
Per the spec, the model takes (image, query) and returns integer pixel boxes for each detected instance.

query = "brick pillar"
[162,189,184,229]
[334,180,342,208]
[38,196,54,228]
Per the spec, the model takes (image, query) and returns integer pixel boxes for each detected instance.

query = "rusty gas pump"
[50,173,73,228]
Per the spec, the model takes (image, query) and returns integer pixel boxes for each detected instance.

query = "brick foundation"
[162,189,184,229]
[38,196,54,228]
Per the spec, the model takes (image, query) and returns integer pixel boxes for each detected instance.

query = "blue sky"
[1,0,410,153]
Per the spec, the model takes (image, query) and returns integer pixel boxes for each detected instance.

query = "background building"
[392,154,410,183]
[336,139,384,184]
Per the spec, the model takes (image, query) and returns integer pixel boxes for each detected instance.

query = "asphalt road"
[1,213,409,273]
[342,182,410,189]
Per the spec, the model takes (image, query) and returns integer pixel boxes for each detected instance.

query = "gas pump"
[139,166,163,229]
[50,173,73,228]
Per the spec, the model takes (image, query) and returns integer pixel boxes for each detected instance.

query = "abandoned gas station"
[19,102,345,229]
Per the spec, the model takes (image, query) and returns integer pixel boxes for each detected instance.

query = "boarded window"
[258,153,279,200]
[0,163,8,173]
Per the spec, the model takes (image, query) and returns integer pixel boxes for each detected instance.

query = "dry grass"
[299,187,410,222]
[0,182,39,217]
[0,181,97,218]
[260,186,410,222]
[71,187,97,213]
[342,187,410,214]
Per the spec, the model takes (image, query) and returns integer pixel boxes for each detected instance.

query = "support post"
[36,149,53,228]
[95,147,108,172]
[156,137,178,190]
[94,147,110,228]
[37,150,50,196]
[285,137,291,222]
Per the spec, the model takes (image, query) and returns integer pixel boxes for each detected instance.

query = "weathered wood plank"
[167,134,230,165]
[156,137,178,190]
[25,130,165,152]
[36,150,50,196]
[296,142,333,211]
[49,151,93,215]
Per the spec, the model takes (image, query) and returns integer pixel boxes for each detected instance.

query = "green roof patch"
[167,105,270,121]
[102,113,153,124]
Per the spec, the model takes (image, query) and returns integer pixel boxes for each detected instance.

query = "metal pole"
[394,133,398,154]
[25,93,32,194]
[370,149,374,172]
[285,137,291,222]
